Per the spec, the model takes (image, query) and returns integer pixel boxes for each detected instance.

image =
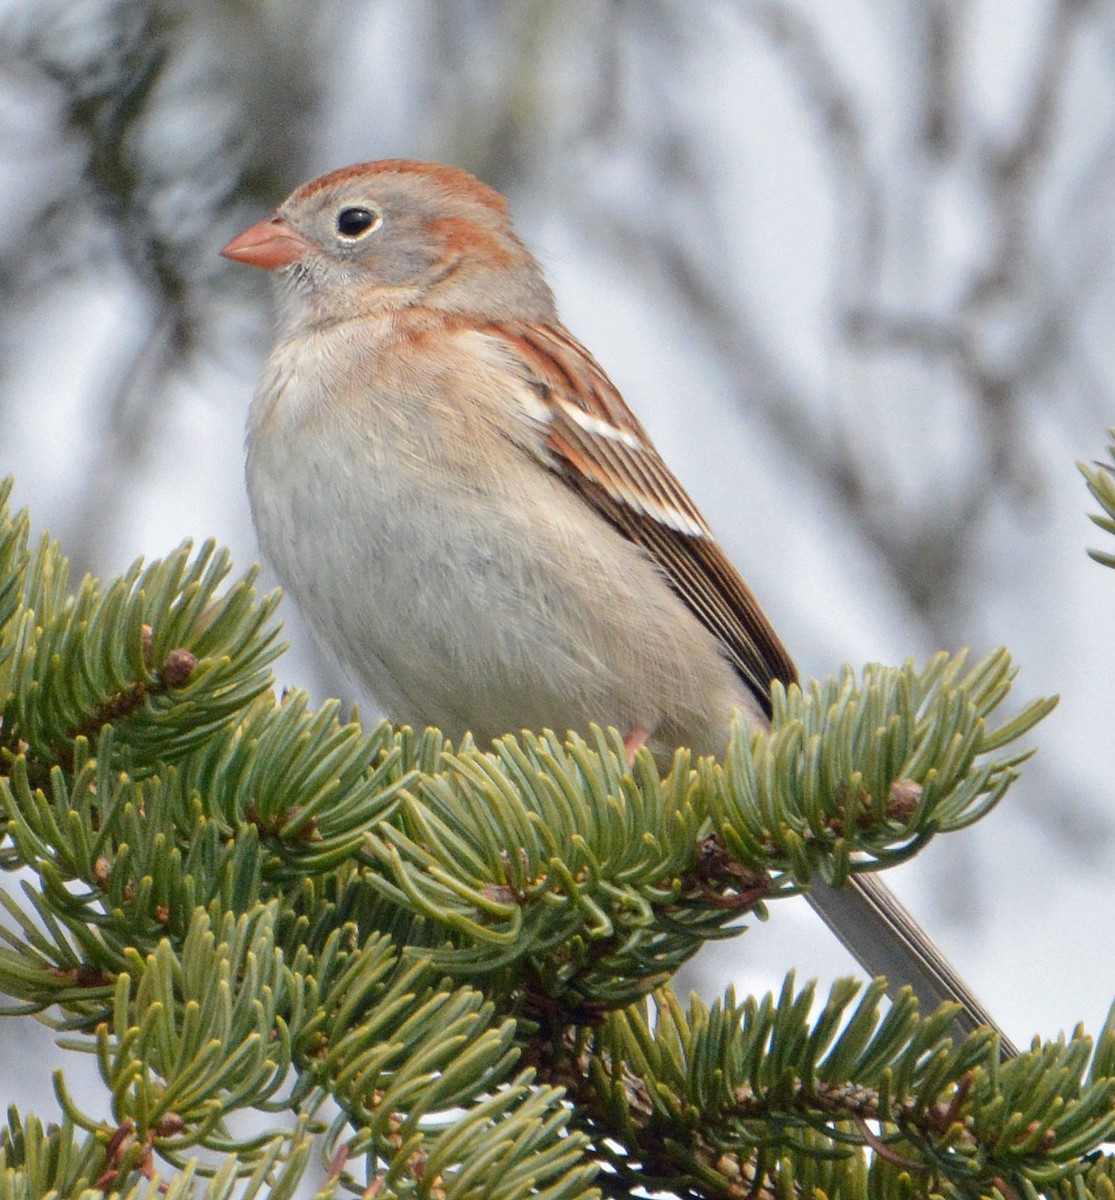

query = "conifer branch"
[1,474,1111,1198]
[1080,429,1115,567]
[527,979,1115,1200]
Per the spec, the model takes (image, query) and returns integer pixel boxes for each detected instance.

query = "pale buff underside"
[245,314,765,759]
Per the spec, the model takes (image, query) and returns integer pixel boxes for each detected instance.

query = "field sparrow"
[223,159,1013,1054]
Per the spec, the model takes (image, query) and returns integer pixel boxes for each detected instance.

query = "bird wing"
[456,326,1012,1059]
[473,320,798,711]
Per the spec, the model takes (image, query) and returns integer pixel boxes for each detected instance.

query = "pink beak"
[221,215,313,270]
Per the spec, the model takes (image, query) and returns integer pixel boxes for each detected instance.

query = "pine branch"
[2,474,1110,1199]
[0,477,283,782]
[1,1106,313,1199]
[355,657,1053,1017]
[714,651,1057,887]
[1080,430,1115,568]
[530,979,1115,1200]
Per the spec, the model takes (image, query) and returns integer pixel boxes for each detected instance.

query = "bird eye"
[336,206,382,239]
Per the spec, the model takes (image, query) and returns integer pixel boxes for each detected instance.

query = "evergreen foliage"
[1081,431,1115,568]
[0,471,1110,1200]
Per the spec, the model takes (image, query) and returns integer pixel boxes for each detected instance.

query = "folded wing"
[478,321,798,713]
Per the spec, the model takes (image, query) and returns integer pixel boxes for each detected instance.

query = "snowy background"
[1,0,1113,1150]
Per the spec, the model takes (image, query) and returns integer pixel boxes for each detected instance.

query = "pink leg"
[623,724,651,762]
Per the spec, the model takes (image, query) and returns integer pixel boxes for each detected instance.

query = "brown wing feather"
[481,321,798,713]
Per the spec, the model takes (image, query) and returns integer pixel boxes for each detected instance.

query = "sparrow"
[222,159,1014,1055]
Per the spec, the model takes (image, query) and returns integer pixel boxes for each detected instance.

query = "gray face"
[275,177,449,305]
[267,163,556,330]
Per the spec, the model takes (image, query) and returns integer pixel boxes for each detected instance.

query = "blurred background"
[1,0,1113,1128]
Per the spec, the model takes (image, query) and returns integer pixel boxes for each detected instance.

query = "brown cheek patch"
[426,216,516,266]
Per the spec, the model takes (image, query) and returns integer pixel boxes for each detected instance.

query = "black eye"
[336,206,381,238]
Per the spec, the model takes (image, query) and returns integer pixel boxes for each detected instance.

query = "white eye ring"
[336,206,383,239]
